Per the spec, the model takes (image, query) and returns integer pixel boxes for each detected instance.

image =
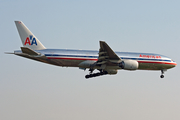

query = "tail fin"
[15,21,46,50]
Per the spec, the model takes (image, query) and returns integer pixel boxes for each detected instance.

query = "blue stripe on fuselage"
[121,57,171,62]
[45,54,171,62]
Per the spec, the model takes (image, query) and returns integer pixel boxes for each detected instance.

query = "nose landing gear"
[160,69,166,78]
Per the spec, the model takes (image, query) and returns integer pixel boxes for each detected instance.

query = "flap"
[97,41,121,65]
[99,41,120,60]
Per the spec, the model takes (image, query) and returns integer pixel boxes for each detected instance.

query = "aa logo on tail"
[24,35,37,45]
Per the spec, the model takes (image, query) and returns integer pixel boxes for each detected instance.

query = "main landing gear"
[160,69,165,78]
[85,70,108,79]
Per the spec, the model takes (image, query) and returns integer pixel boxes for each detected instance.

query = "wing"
[78,41,121,72]
[97,41,121,65]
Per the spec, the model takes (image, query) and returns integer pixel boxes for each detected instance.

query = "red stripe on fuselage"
[138,61,177,65]
[47,57,176,66]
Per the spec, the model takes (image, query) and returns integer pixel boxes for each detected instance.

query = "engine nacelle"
[119,60,139,70]
[106,69,118,75]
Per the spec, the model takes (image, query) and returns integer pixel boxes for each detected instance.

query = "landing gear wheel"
[160,75,164,78]
[85,75,90,79]
[103,71,108,74]
[100,72,104,75]
[85,71,109,79]
[89,74,94,77]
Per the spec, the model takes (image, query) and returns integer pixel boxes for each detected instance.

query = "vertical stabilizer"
[15,21,46,50]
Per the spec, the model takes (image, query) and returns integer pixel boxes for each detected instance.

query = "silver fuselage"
[14,49,177,70]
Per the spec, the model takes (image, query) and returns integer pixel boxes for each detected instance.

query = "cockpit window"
[171,59,175,62]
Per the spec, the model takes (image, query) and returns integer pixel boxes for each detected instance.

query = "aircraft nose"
[175,62,177,66]
[172,61,177,67]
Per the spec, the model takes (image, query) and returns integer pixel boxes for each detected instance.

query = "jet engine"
[119,60,139,70]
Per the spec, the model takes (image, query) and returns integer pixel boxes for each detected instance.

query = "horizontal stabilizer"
[21,47,40,55]
[4,52,14,54]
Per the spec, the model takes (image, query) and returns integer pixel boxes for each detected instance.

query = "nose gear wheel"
[160,70,165,78]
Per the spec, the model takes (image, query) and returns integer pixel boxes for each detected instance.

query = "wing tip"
[100,40,105,42]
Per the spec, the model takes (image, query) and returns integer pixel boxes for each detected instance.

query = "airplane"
[6,21,177,79]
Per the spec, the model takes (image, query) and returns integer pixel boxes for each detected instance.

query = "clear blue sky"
[1,0,180,120]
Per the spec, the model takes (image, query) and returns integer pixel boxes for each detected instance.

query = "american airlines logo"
[24,35,37,45]
[139,54,161,59]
